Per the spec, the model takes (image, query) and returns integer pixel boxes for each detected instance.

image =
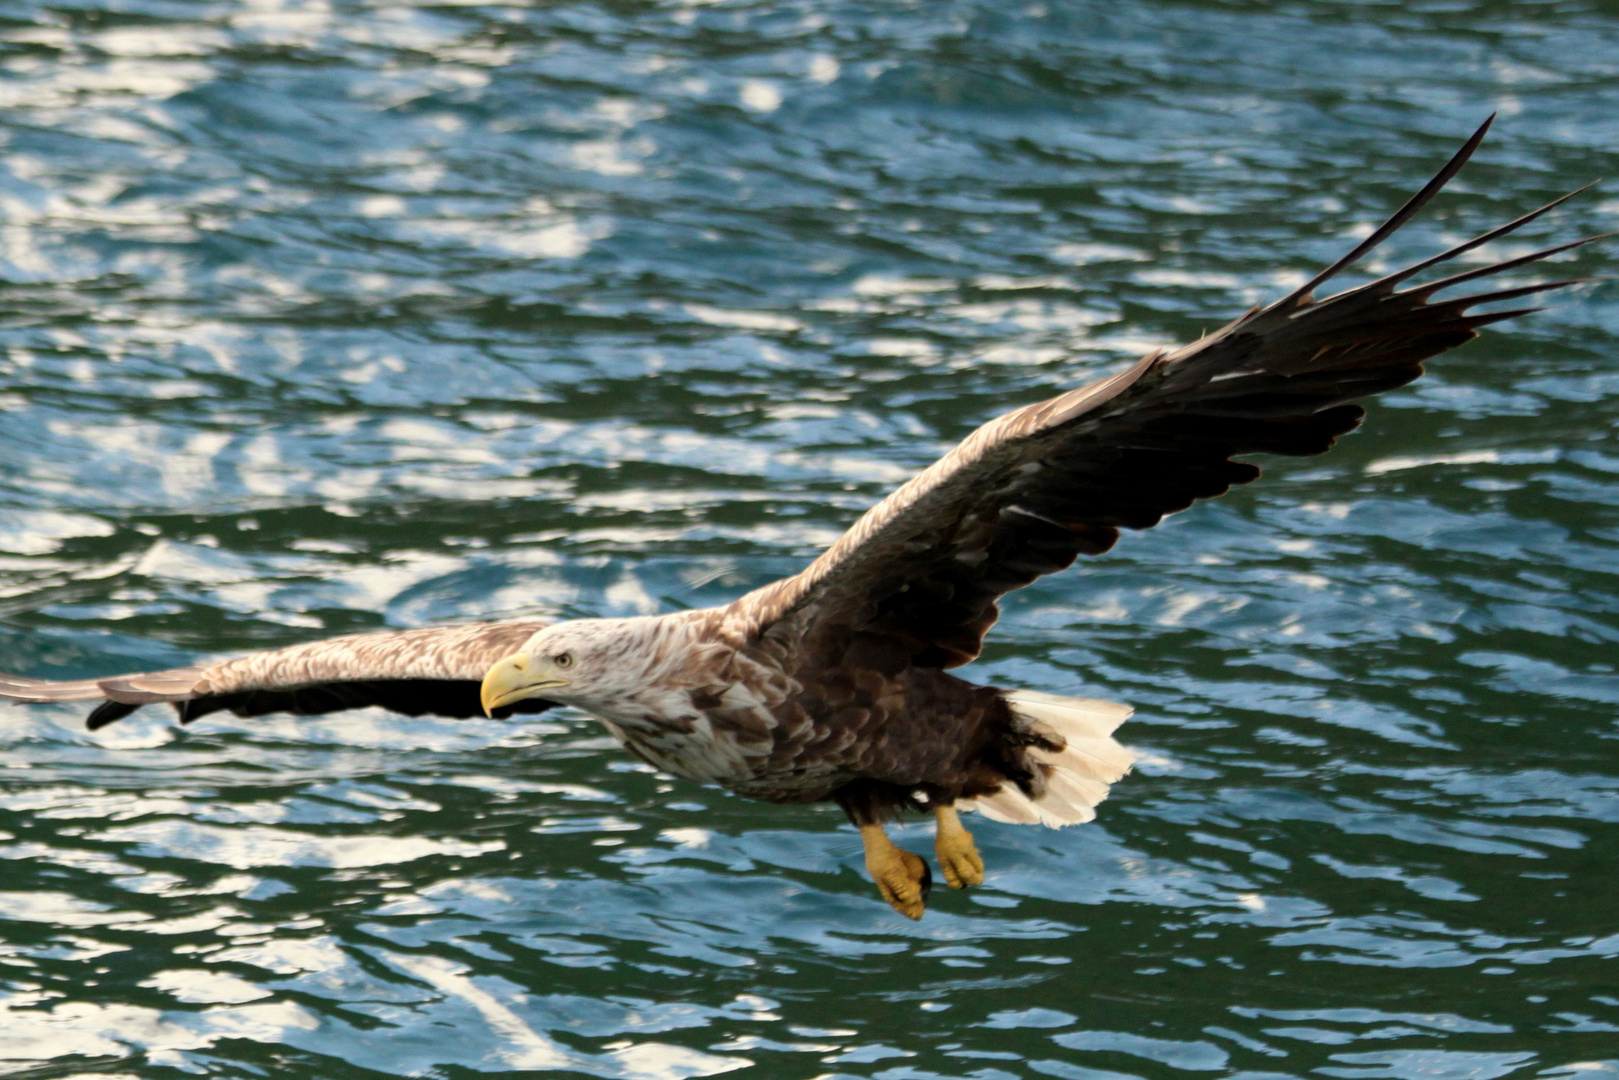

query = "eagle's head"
[479,617,664,717]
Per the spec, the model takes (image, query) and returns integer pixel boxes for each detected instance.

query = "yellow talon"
[934,805,984,889]
[860,823,931,919]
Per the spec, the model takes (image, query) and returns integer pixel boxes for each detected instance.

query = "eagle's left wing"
[0,620,553,728]
[727,118,1601,667]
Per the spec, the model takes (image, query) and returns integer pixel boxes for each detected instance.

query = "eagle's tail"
[961,690,1135,828]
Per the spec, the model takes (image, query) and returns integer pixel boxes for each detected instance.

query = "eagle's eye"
[554,652,574,669]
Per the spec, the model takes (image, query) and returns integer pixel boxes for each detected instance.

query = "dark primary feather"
[0,621,553,729]
[732,116,1599,668]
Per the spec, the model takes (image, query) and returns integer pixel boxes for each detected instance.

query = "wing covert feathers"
[729,119,1597,671]
[0,620,548,729]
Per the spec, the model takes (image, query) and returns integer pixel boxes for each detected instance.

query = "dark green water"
[0,1,1616,1077]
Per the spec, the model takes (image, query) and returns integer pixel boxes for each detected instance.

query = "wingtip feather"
[1277,116,1497,307]
[1411,232,1615,299]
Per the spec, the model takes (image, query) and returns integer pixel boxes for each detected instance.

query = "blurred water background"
[0,1,1616,1077]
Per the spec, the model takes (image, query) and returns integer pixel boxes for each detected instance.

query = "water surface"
[0,1,1616,1078]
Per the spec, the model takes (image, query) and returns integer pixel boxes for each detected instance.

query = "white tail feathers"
[958,689,1135,829]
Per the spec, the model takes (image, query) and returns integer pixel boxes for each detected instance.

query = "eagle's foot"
[860,823,932,919]
[933,805,984,889]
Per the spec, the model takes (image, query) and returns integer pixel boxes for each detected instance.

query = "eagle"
[0,119,1596,919]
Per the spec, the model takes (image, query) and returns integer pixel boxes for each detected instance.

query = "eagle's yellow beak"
[480,653,569,717]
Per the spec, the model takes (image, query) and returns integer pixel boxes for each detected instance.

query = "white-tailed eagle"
[0,119,1596,917]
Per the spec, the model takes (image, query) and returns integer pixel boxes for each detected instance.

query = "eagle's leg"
[933,805,984,889]
[859,823,932,920]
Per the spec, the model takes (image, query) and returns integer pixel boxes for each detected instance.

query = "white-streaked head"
[479,618,660,716]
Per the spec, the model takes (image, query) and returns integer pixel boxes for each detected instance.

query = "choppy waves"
[1,0,1617,1076]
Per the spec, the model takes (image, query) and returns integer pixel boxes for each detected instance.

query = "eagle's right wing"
[726,117,1601,668]
[0,620,552,729]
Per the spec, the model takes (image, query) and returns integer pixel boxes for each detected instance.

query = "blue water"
[0,1,1616,1077]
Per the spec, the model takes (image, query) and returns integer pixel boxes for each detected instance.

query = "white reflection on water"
[389,953,751,1078]
[87,821,504,869]
[0,993,320,1069]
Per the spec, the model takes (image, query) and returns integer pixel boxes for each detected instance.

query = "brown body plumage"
[0,119,1597,917]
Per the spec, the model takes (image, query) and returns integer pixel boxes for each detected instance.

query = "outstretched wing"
[728,117,1601,667]
[0,620,551,729]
